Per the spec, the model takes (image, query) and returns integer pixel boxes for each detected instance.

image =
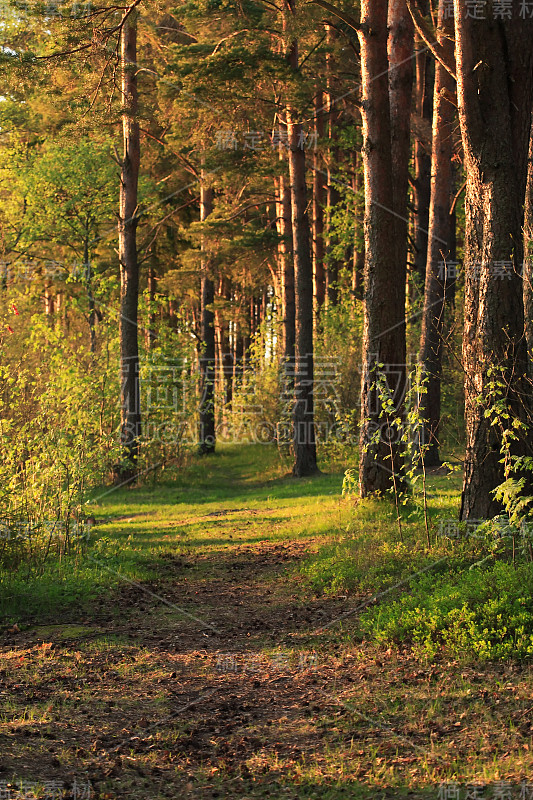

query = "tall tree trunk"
[86,265,96,356]
[325,23,341,307]
[44,283,54,319]
[215,277,232,426]
[455,0,533,519]
[146,247,157,351]
[288,113,319,476]
[418,0,455,467]
[446,161,458,307]
[412,14,433,295]
[388,0,414,281]
[276,161,296,366]
[352,149,364,299]
[285,0,318,476]
[312,92,326,319]
[223,340,233,411]
[524,123,533,375]
[358,0,408,496]
[117,8,141,485]
[198,177,216,455]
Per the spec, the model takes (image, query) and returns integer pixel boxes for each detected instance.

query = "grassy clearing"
[1,444,533,799]
[0,444,348,624]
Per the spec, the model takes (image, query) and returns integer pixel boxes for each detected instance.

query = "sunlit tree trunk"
[352,148,364,299]
[312,91,326,319]
[285,0,318,476]
[389,0,414,283]
[276,135,296,369]
[524,123,533,375]
[84,235,96,355]
[198,177,216,455]
[288,113,319,476]
[358,0,408,496]
[418,0,455,467]
[146,247,157,352]
[117,8,141,485]
[412,8,433,295]
[455,0,533,519]
[325,24,341,307]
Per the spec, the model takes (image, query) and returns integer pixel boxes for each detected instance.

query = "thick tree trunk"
[288,114,319,476]
[454,0,533,519]
[358,0,408,496]
[198,179,216,455]
[418,0,455,467]
[117,8,141,485]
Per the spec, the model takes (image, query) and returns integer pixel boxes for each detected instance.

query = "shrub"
[361,560,533,660]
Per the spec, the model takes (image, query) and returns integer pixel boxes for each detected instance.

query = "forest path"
[1,445,530,799]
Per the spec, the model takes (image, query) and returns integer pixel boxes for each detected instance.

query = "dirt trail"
[2,509,532,799]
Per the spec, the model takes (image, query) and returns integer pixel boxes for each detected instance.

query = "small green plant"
[401,361,431,546]
[367,364,405,541]
[483,365,533,536]
[342,468,358,498]
[364,361,432,545]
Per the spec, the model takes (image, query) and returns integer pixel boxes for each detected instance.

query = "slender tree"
[285,0,319,476]
[388,0,414,280]
[312,91,326,317]
[325,24,341,306]
[276,155,296,366]
[524,124,533,374]
[198,174,216,455]
[117,8,141,484]
[418,0,455,467]
[412,5,433,293]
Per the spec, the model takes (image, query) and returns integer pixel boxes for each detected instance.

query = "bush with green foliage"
[362,560,533,660]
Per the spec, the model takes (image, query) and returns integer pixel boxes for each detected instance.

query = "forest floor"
[1,445,533,799]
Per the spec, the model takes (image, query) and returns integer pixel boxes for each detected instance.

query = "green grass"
[3,443,533,799]
[0,443,350,624]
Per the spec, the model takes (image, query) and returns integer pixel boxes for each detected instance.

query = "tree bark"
[418,0,456,467]
[413,19,433,295]
[198,177,216,455]
[388,0,414,283]
[146,247,157,352]
[358,0,408,496]
[312,91,326,318]
[454,0,533,519]
[276,152,296,366]
[325,23,341,307]
[352,149,364,299]
[84,235,97,355]
[288,113,319,476]
[215,277,232,421]
[524,123,533,375]
[117,8,141,485]
[284,0,318,476]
